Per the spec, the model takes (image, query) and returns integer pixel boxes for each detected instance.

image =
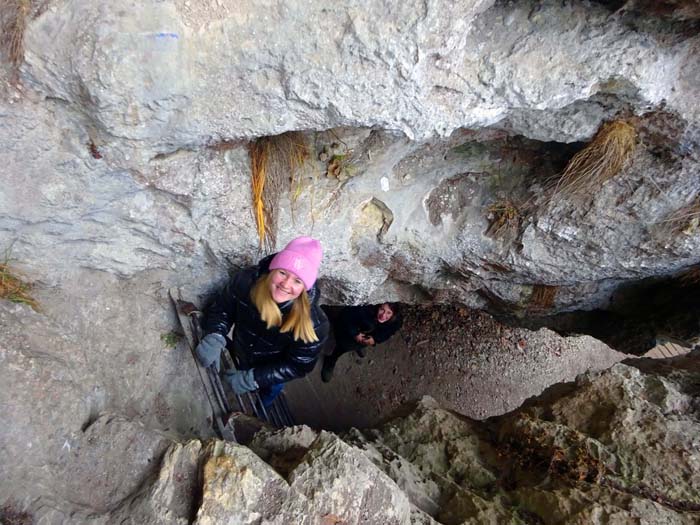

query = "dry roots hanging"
[529,285,558,309]
[249,132,309,252]
[1,0,30,66]
[660,195,700,236]
[549,120,637,201]
[486,200,521,239]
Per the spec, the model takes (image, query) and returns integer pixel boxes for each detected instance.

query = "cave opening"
[514,270,700,355]
[280,268,699,434]
[280,300,625,433]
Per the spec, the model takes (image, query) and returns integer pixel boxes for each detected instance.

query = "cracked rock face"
[0,0,697,313]
[1,2,700,522]
[4,353,698,524]
[0,295,213,514]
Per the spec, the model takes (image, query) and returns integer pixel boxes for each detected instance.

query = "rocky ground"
[285,305,628,431]
[4,353,698,524]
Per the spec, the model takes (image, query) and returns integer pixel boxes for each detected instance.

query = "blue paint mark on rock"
[151,32,179,39]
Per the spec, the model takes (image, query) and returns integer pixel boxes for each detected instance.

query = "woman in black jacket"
[321,302,402,382]
[196,237,328,406]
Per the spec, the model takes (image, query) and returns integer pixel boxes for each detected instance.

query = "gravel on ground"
[284,305,628,431]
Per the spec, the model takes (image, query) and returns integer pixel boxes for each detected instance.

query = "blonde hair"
[250,273,319,343]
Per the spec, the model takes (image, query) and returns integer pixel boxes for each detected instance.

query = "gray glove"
[224,368,258,394]
[195,333,226,371]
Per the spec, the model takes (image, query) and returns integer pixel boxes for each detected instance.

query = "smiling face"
[376,303,394,323]
[269,269,305,304]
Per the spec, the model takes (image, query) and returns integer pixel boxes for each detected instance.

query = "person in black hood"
[195,237,329,406]
[321,302,402,383]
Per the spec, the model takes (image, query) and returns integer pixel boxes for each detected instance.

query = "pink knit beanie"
[269,236,323,290]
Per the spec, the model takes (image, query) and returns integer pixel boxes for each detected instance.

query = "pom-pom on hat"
[269,236,323,290]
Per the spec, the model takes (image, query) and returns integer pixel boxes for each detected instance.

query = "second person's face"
[377,303,394,323]
[269,269,305,303]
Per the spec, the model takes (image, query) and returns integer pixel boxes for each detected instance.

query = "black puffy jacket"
[203,255,329,389]
[335,305,403,345]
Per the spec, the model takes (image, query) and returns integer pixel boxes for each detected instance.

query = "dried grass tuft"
[0,262,38,310]
[2,0,29,64]
[485,200,521,239]
[660,195,700,236]
[250,139,271,250]
[249,132,309,252]
[548,120,637,202]
[529,285,558,309]
[1,0,32,84]
[2,1,51,84]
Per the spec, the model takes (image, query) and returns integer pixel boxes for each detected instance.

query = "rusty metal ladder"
[170,288,295,441]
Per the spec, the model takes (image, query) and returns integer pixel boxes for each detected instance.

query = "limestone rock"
[1,0,697,313]
[0,289,214,522]
[195,441,292,525]
[344,426,442,517]
[288,431,413,525]
[53,415,172,513]
[4,350,699,524]
[508,485,696,525]
[111,440,204,525]
[2,1,700,523]
[501,360,700,507]
[21,1,698,146]
[346,356,700,524]
[248,425,319,476]
[0,301,94,509]
[343,398,514,524]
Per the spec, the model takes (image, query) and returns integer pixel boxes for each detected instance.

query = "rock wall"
[1,0,698,310]
[3,353,698,524]
[1,2,700,522]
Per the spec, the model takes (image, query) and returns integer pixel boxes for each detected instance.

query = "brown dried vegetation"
[499,415,607,486]
[485,200,521,239]
[0,502,33,525]
[678,265,700,286]
[660,195,700,236]
[1,0,30,67]
[1,0,49,83]
[0,262,38,310]
[626,0,700,20]
[319,133,356,182]
[547,120,637,203]
[249,132,310,252]
[529,285,558,310]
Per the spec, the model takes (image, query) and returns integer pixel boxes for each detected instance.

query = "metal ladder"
[170,289,295,441]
